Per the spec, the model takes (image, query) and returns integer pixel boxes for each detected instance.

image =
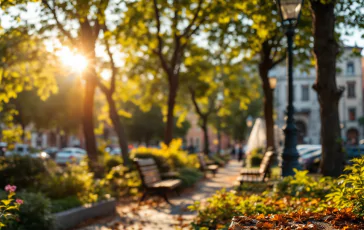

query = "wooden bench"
[237,151,274,186]
[134,158,181,205]
[198,153,219,176]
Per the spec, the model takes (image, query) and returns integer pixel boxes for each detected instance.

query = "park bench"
[198,153,219,176]
[237,151,274,186]
[134,158,181,205]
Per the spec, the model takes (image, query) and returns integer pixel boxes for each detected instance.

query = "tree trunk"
[217,117,222,155]
[259,65,275,151]
[83,72,98,168]
[201,117,209,155]
[164,78,178,145]
[106,94,130,166]
[310,0,344,177]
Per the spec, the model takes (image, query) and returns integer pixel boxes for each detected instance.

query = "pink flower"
[5,185,16,193]
[16,199,23,205]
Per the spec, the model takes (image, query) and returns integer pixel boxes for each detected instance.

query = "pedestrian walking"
[238,144,245,164]
[230,145,236,159]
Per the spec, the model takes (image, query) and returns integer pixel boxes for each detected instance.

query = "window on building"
[347,62,355,75]
[349,108,356,121]
[347,82,356,98]
[301,85,309,101]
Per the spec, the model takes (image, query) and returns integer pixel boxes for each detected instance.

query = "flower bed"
[229,208,364,229]
[190,157,364,229]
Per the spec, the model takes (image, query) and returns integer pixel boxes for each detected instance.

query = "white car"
[55,147,87,165]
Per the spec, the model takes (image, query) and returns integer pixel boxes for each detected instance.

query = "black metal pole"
[282,25,301,177]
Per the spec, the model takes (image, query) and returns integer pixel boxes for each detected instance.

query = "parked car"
[5,144,49,159]
[30,151,50,159]
[44,147,59,159]
[345,145,364,164]
[297,145,321,156]
[5,144,30,157]
[299,149,321,173]
[55,147,87,165]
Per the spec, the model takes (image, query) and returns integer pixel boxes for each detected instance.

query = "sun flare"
[57,47,88,73]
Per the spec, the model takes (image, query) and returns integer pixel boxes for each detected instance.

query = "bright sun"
[57,47,88,73]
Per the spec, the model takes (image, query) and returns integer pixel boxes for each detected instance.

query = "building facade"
[271,47,363,145]
[185,113,231,153]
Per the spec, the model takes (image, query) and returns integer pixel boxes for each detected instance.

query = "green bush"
[103,165,141,198]
[189,189,276,229]
[39,161,101,204]
[247,153,263,167]
[51,196,82,213]
[131,139,199,172]
[0,156,48,190]
[4,192,54,230]
[210,155,225,166]
[177,168,203,188]
[250,147,264,155]
[327,157,364,217]
[104,155,123,172]
[275,169,334,199]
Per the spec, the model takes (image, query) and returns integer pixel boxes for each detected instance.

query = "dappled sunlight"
[56,47,88,73]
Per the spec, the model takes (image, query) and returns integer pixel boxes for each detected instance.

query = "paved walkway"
[77,160,241,230]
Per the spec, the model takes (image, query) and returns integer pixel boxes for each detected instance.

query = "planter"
[54,198,116,230]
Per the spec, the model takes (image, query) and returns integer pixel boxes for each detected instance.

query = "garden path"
[77,160,241,230]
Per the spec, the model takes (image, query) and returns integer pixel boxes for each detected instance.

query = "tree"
[308,0,364,176]
[181,44,258,155]
[96,30,129,166]
[210,1,312,151]
[38,0,132,168]
[1,74,83,142]
[124,103,190,145]
[120,0,215,145]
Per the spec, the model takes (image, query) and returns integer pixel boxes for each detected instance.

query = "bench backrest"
[197,153,208,170]
[134,158,161,188]
[259,151,274,175]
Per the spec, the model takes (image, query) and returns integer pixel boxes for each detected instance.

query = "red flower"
[16,199,23,205]
[5,185,16,193]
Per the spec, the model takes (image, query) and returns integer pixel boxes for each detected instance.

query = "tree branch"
[96,77,110,97]
[182,0,204,37]
[93,0,109,40]
[42,0,77,46]
[189,86,204,118]
[271,53,286,68]
[101,25,117,94]
[153,0,171,77]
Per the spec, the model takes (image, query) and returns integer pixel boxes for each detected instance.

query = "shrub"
[177,168,203,188]
[327,157,364,217]
[0,156,48,190]
[210,155,225,166]
[103,165,141,198]
[247,153,263,168]
[275,169,334,199]
[250,147,264,155]
[0,185,23,229]
[189,189,277,229]
[50,196,82,213]
[131,139,199,172]
[4,192,54,230]
[104,155,123,172]
[39,161,100,204]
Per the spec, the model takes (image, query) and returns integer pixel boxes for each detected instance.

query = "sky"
[1,2,364,55]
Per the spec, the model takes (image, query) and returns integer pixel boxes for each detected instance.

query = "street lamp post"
[275,0,304,176]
